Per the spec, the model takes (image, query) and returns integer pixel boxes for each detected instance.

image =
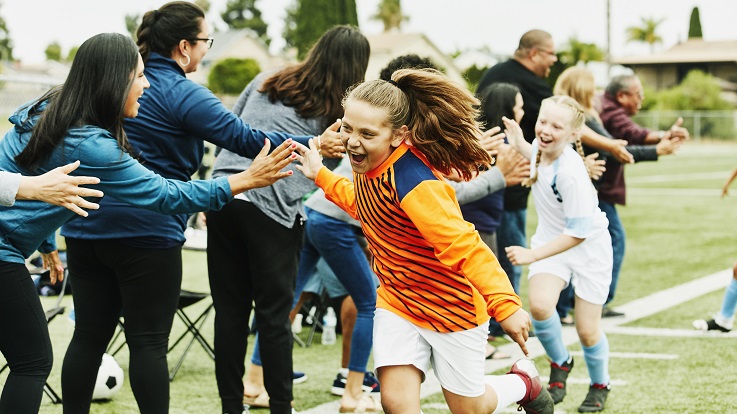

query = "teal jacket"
[0,102,233,264]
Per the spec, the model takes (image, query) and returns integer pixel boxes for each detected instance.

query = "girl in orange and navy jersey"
[296,69,553,414]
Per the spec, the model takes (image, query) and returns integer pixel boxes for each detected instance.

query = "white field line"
[570,350,679,360]
[299,269,732,414]
[627,171,728,184]
[603,326,737,338]
[627,188,721,197]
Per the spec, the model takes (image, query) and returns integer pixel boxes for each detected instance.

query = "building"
[614,39,737,104]
[187,29,289,86]
[364,31,465,85]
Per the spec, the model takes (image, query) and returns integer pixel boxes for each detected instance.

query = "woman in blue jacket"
[0,32,296,414]
[59,3,341,414]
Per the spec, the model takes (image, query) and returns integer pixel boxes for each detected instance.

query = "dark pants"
[207,201,301,414]
[62,239,182,414]
[0,261,53,414]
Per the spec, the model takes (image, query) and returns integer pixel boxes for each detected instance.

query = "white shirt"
[0,171,21,207]
[529,141,608,245]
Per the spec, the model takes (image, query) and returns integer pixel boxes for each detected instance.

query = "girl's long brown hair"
[346,69,491,180]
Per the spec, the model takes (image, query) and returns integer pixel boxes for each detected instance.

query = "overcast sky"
[3,0,735,64]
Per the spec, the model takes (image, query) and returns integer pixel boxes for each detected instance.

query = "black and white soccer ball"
[92,353,124,400]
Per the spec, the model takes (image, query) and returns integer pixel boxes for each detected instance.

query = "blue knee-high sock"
[532,313,569,365]
[719,279,737,320]
[582,333,610,386]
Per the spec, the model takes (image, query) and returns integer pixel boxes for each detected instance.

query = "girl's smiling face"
[534,102,579,160]
[340,99,406,174]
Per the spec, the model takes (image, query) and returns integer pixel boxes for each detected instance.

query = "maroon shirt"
[598,93,651,205]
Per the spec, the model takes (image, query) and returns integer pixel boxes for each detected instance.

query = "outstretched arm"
[505,234,585,266]
[502,116,533,160]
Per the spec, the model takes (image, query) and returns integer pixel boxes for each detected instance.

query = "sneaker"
[601,307,625,318]
[693,318,732,332]
[293,371,308,384]
[548,356,574,404]
[578,383,610,412]
[507,358,554,414]
[330,371,380,395]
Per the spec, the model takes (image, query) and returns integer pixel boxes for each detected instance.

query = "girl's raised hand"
[501,116,524,146]
[294,138,325,180]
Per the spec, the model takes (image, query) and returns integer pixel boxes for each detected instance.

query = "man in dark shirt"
[598,74,688,316]
[476,29,558,298]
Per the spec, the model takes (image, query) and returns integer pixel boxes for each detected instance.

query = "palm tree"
[626,17,665,53]
[371,0,408,32]
[560,37,605,65]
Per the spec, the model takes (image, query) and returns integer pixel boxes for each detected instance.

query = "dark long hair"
[479,82,520,132]
[15,33,139,169]
[260,25,369,127]
[137,1,205,63]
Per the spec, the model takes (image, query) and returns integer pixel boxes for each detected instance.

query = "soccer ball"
[92,353,124,400]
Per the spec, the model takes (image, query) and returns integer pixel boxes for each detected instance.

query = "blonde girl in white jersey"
[503,95,613,413]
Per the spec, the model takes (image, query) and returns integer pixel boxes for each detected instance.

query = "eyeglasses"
[622,90,644,100]
[191,38,214,49]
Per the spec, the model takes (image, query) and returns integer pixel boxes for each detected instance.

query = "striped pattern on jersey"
[317,143,521,333]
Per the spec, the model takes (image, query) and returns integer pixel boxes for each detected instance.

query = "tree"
[287,0,358,59]
[66,46,79,62]
[45,41,62,62]
[0,2,13,62]
[221,0,270,46]
[558,37,605,65]
[208,57,261,94]
[125,14,141,41]
[688,7,702,39]
[626,17,664,53]
[371,0,408,32]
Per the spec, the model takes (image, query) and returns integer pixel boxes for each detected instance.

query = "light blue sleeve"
[0,171,20,207]
[72,134,234,215]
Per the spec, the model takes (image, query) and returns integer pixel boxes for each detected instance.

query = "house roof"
[614,39,737,65]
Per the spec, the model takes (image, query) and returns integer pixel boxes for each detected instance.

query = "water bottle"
[321,307,337,345]
[292,314,303,334]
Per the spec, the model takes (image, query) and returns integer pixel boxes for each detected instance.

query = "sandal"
[485,344,511,360]
[243,391,270,409]
[339,394,382,413]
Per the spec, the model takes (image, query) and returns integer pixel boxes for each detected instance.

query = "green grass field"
[3,141,737,413]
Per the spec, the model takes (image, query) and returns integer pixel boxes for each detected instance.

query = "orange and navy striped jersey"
[314,143,522,333]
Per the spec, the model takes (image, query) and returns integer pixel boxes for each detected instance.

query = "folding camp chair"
[0,268,68,404]
[167,289,215,381]
[105,289,215,382]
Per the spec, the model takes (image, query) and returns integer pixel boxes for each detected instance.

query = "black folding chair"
[0,268,68,404]
[105,289,215,382]
[167,290,215,381]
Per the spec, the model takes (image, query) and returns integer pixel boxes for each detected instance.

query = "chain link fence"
[633,110,737,141]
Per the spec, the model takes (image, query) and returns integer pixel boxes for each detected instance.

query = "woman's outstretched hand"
[294,137,325,181]
[317,119,345,158]
[229,139,303,194]
[18,160,104,217]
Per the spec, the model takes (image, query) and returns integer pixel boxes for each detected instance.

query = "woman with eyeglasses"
[59,3,340,413]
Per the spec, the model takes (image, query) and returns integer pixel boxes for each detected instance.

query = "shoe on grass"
[693,316,733,332]
[548,356,574,404]
[507,358,554,414]
[331,371,380,396]
[601,307,625,318]
[578,383,610,412]
[293,371,308,384]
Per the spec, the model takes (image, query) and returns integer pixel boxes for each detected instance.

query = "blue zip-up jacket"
[62,53,310,246]
[0,103,234,264]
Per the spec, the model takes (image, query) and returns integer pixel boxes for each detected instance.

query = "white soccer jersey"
[529,141,609,246]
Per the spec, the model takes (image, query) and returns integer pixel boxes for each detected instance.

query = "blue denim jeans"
[497,209,527,293]
[490,209,527,336]
[253,208,376,373]
[598,200,625,304]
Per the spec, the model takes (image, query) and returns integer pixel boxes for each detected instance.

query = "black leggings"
[61,239,182,414]
[0,261,53,414]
